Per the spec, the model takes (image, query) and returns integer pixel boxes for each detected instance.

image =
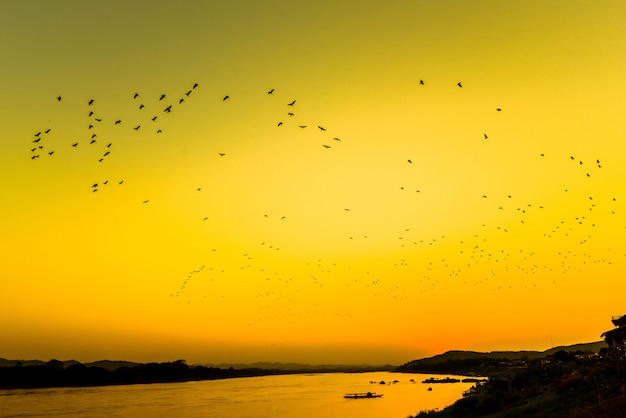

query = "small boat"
[344,392,383,399]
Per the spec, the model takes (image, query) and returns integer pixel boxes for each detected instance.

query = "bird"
[90,139,96,144]
[193,83,198,89]
[268,89,274,94]
[44,129,51,134]
[88,111,94,117]
[159,94,166,100]
[72,142,78,147]
[179,98,184,104]
[277,122,283,126]
[457,82,463,87]
[318,126,326,131]
[156,129,162,133]
[103,151,110,156]
[408,159,412,163]
[298,125,307,129]
[134,125,141,130]
[152,116,158,121]
[48,151,54,156]
[484,133,488,139]
[333,137,341,141]
[133,93,139,99]
[115,119,121,124]
[57,96,62,101]
[218,153,225,156]
[496,108,502,112]
[31,155,39,159]
[88,99,94,105]
[106,143,112,147]
[223,95,229,101]
[322,144,331,149]
[164,106,172,113]
[185,90,192,96]
[88,124,94,129]
[419,80,424,85]
[33,138,41,143]
[287,100,295,106]
[139,104,144,109]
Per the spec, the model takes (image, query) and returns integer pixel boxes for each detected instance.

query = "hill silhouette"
[396,341,606,376]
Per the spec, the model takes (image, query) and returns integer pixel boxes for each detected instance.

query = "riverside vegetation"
[409,348,626,418]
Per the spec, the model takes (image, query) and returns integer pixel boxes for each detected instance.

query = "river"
[0,372,477,418]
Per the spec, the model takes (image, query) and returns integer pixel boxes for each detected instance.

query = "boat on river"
[344,392,383,399]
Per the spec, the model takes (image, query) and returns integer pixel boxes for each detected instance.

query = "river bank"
[411,354,626,417]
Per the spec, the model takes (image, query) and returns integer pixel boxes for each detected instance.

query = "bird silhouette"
[268,89,274,94]
[133,93,139,99]
[457,82,463,87]
[139,104,144,109]
[277,122,283,126]
[223,95,229,101]
[152,116,158,121]
[164,106,172,113]
[419,80,424,85]
[115,120,121,124]
[72,142,78,147]
[134,125,141,130]
[298,125,307,128]
[44,129,51,134]
[57,96,62,101]
[159,94,166,100]
[193,83,198,89]
[322,144,331,149]
[318,126,326,131]
[484,133,488,139]
[88,99,94,105]
[287,100,295,106]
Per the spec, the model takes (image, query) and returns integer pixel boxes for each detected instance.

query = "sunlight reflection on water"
[0,372,479,418]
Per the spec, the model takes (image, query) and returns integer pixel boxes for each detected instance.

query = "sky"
[1,0,626,366]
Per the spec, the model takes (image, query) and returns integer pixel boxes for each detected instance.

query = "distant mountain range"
[0,358,142,371]
[0,341,606,373]
[397,341,607,375]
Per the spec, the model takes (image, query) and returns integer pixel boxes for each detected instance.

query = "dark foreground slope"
[411,353,626,418]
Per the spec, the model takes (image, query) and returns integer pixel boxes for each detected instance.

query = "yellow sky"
[1,0,626,365]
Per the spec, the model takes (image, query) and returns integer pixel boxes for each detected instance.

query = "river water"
[0,372,477,418]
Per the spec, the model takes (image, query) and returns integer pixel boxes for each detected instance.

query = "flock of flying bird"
[25,79,621,324]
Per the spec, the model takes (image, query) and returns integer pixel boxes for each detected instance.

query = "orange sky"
[1,0,626,365]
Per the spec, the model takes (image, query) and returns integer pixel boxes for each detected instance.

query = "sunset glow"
[2,0,626,365]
